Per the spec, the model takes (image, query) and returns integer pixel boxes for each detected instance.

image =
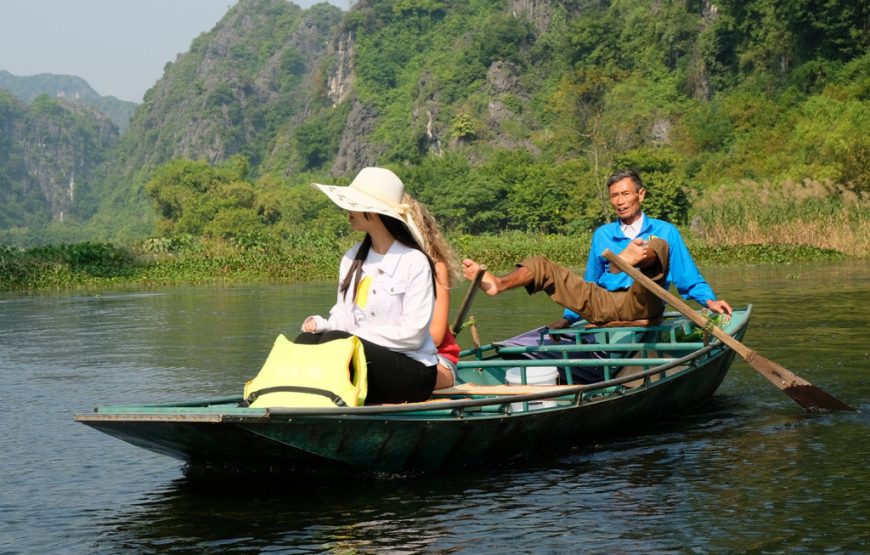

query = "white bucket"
[505,366,559,412]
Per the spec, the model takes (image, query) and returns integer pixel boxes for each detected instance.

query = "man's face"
[608,177,645,225]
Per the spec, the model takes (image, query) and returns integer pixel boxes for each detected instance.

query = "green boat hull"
[76,308,749,474]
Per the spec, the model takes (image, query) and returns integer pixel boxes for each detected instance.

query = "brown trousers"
[519,238,670,326]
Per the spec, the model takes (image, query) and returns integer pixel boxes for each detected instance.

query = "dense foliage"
[138,0,868,258]
[1,0,867,260]
[0,232,846,293]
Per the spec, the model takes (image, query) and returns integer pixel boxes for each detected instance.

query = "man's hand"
[706,299,732,315]
[546,317,571,342]
[461,258,499,296]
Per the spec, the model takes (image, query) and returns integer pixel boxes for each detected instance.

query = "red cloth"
[437,328,460,364]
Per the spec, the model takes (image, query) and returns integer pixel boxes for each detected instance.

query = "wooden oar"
[451,265,486,336]
[469,316,482,350]
[602,249,854,412]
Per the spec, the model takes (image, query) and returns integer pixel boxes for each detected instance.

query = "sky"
[0,0,348,103]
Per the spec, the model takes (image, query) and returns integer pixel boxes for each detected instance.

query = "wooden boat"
[75,306,751,474]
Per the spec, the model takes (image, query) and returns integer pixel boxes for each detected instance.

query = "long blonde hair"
[403,194,459,287]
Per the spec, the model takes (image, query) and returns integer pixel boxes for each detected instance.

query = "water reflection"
[90,442,695,554]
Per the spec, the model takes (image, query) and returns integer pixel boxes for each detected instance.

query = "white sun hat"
[314,167,426,249]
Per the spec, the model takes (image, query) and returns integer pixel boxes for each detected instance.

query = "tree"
[145,156,269,238]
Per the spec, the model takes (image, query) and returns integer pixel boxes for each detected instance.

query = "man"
[551,169,731,328]
[461,169,730,328]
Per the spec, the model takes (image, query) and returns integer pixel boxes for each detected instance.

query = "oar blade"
[748,352,855,412]
[600,249,853,413]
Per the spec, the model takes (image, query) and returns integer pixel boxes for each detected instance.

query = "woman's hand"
[301,316,318,333]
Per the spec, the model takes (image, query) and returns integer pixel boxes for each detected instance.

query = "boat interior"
[433,307,750,403]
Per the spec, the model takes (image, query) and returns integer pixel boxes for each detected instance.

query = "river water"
[1,260,868,554]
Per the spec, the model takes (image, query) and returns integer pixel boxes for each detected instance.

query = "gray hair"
[606,170,644,191]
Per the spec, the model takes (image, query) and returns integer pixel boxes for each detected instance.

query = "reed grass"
[689,179,869,257]
[2,197,864,293]
[449,232,589,273]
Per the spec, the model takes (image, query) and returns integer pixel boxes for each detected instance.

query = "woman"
[298,167,438,404]
[404,194,460,389]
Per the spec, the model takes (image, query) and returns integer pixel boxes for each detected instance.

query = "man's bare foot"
[462,258,500,296]
[610,238,654,273]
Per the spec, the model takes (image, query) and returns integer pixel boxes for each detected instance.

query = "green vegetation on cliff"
[122,0,870,252]
[0,0,867,264]
[0,70,137,131]
[0,90,119,233]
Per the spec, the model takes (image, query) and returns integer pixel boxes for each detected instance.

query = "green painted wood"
[74,308,752,473]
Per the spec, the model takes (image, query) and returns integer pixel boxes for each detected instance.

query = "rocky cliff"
[0,90,118,230]
[118,0,341,171]
[0,70,137,132]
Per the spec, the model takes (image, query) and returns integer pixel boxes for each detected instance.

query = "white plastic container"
[505,366,559,412]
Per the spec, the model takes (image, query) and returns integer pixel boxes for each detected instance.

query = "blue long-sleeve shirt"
[563,215,717,322]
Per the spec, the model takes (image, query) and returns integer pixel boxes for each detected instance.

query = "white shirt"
[307,240,438,366]
[620,216,644,239]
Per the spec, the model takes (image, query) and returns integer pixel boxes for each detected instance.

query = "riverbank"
[0,231,855,292]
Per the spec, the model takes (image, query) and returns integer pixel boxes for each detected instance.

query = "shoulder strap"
[241,386,348,408]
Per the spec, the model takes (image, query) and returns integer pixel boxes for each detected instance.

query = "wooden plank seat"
[431,383,577,396]
[584,318,661,328]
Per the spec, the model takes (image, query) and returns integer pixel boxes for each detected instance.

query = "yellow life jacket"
[242,334,367,408]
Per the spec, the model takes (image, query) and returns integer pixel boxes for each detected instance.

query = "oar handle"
[451,265,486,336]
[602,250,749,357]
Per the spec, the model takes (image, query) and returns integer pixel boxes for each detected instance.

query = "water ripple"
[1,269,868,554]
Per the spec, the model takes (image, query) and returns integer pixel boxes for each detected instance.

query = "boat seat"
[584,317,661,328]
[432,383,572,396]
[614,358,655,388]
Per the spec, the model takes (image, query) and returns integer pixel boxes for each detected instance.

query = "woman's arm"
[429,261,450,347]
[303,244,358,333]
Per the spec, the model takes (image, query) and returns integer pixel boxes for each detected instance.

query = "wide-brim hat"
[314,167,426,249]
